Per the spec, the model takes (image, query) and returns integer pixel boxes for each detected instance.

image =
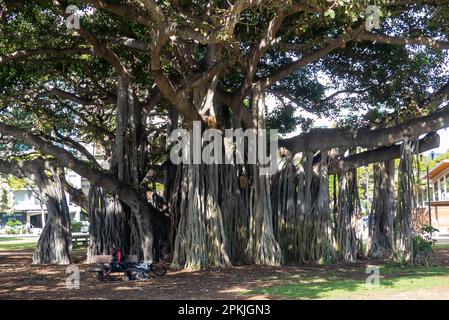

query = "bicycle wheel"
[150,264,167,277]
[97,271,105,281]
[127,268,139,280]
[136,270,149,280]
[128,268,148,280]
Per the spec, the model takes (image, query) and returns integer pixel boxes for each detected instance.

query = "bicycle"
[128,261,167,280]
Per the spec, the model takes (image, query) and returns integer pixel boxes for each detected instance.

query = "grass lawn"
[0,237,38,251]
[243,264,449,299]
[0,236,87,251]
[434,243,449,250]
[0,242,38,251]
[0,237,25,242]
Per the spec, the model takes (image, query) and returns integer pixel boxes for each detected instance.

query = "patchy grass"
[434,243,449,250]
[244,264,449,299]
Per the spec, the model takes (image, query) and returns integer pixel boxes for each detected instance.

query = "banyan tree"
[0,0,449,267]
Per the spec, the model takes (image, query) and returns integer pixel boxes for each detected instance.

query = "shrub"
[413,225,439,266]
[71,221,83,233]
[6,228,17,235]
[6,219,22,228]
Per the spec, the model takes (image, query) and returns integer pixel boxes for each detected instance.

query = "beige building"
[426,159,449,234]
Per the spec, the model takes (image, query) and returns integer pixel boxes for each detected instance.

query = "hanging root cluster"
[334,168,362,262]
[271,151,335,264]
[32,167,72,265]
[171,164,231,270]
[367,161,395,258]
[394,136,418,265]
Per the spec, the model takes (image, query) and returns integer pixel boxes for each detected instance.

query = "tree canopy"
[1,0,449,267]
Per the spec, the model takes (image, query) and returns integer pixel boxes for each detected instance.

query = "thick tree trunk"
[32,168,72,265]
[367,160,395,258]
[171,74,234,269]
[86,186,131,261]
[272,150,335,264]
[245,91,282,266]
[168,164,183,261]
[86,186,161,262]
[0,160,72,264]
[110,75,166,262]
[220,163,249,264]
[311,151,334,263]
[272,157,299,263]
[246,165,283,265]
[172,164,231,270]
[334,168,361,262]
[394,136,417,265]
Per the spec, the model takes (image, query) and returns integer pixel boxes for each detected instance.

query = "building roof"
[429,159,449,180]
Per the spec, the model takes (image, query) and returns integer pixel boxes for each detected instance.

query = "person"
[102,246,128,279]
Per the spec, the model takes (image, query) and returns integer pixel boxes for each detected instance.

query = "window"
[446,174,449,200]
[32,196,40,206]
[441,177,447,200]
[417,188,425,207]
[14,191,25,204]
[434,182,439,201]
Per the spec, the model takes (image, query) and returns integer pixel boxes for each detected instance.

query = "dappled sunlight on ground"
[1,249,449,300]
[14,285,55,292]
[246,294,272,300]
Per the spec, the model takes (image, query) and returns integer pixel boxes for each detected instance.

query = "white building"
[12,170,86,228]
[8,143,107,228]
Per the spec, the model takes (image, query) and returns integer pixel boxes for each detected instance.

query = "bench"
[87,254,139,281]
[72,233,89,246]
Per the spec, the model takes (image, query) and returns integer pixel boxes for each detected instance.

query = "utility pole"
[427,159,432,227]
[427,151,435,229]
